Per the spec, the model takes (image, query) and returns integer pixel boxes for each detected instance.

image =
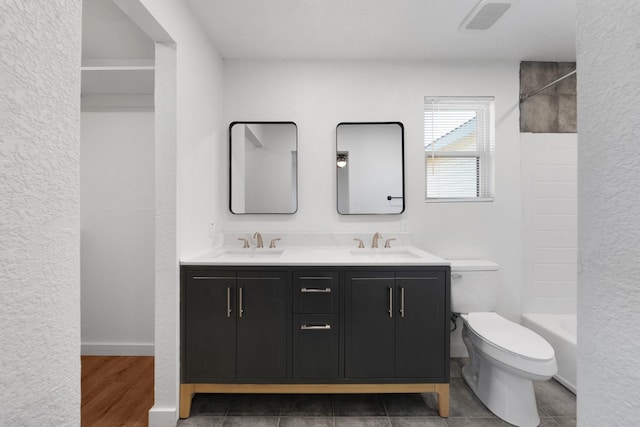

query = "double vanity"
[179,234,451,419]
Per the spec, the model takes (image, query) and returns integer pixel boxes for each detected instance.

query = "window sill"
[425,197,494,203]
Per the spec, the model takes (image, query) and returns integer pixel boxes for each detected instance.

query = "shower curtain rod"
[519,69,576,103]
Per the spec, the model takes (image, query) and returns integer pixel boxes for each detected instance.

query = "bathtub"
[521,313,577,394]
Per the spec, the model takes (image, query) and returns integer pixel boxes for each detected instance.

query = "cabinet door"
[345,272,395,378]
[236,271,288,379]
[395,272,447,379]
[183,272,236,381]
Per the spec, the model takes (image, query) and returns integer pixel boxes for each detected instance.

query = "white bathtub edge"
[521,313,577,394]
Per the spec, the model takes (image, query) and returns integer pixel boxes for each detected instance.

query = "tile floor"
[178,358,576,427]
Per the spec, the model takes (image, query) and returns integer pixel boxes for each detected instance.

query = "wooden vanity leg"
[179,384,195,419]
[436,383,450,417]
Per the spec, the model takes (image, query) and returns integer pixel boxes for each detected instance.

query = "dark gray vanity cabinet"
[181,265,449,383]
[181,269,288,382]
[180,264,451,420]
[345,270,449,380]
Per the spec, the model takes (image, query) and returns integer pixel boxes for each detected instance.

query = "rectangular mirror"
[230,122,298,214]
[336,122,405,214]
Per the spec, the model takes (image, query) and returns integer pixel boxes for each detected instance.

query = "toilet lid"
[466,312,555,361]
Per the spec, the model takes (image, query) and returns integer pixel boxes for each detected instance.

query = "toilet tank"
[450,260,499,314]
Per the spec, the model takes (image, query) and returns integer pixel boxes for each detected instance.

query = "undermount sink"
[214,248,284,259]
[349,248,422,259]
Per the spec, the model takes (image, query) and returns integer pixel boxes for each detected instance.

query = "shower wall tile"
[520,61,559,95]
[521,133,577,314]
[558,95,577,132]
[520,94,559,133]
[557,62,577,95]
[520,61,576,133]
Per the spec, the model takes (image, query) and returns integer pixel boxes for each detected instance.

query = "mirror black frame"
[229,121,298,214]
[336,122,405,215]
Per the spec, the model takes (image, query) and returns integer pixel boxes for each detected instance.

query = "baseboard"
[148,406,178,427]
[81,342,154,356]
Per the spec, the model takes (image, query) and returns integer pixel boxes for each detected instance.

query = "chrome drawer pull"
[400,287,405,318]
[301,324,331,330]
[388,287,393,318]
[239,287,244,318]
[301,287,331,293]
[226,287,232,318]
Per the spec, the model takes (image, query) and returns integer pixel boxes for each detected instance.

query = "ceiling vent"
[460,0,517,30]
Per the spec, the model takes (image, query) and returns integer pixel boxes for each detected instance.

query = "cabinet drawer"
[293,272,339,313]
[292,314,339,379]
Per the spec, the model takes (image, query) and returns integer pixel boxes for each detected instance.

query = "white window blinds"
[424,97,495,201]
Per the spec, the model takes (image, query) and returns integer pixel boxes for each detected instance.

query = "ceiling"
[81,0,576,63]
[80,0,576,99]
[184,0,576,61]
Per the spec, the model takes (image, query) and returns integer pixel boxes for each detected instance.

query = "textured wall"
[0,1,82,426]
[150,41,179,427]
[577,1,640,425]
[520,61,576,133]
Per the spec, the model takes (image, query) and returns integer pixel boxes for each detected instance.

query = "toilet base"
[462,360,540,427]
[462,324,544,427]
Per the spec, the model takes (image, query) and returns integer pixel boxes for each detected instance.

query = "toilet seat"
[465,312,555,361]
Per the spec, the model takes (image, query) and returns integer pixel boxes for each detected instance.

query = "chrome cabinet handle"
[388,287,393,318]
[300,324,331,330]
[239,287,244,318]
[301,287,331,293]
[227,287,232,318]
[400,287,405,318]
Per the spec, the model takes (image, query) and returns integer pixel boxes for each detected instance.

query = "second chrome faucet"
[253,232,264,248]
[371,232,382,248]
[353,232,396,249]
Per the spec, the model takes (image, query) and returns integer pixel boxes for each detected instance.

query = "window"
[424,97,495,202]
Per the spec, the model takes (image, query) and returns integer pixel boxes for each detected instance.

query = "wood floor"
[81,356,154,427]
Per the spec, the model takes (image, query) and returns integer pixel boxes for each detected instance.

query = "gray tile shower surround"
[178,358,576,427]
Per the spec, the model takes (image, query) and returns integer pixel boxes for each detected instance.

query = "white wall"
[0,1,82,425]
[577,1,640,425]
[222,60,522,323]
[81,111,155,355]
[521,133,577,314]
[138,1,225,424]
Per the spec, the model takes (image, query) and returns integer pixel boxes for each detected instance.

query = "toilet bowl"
[451,260,557,427]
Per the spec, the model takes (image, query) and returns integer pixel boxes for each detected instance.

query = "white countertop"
[181,245,450,267]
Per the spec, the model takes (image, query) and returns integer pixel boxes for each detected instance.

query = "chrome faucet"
[253,232,264,248]
[371,232,382,248]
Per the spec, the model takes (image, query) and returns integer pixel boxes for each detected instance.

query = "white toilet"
[451,260,557,427]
